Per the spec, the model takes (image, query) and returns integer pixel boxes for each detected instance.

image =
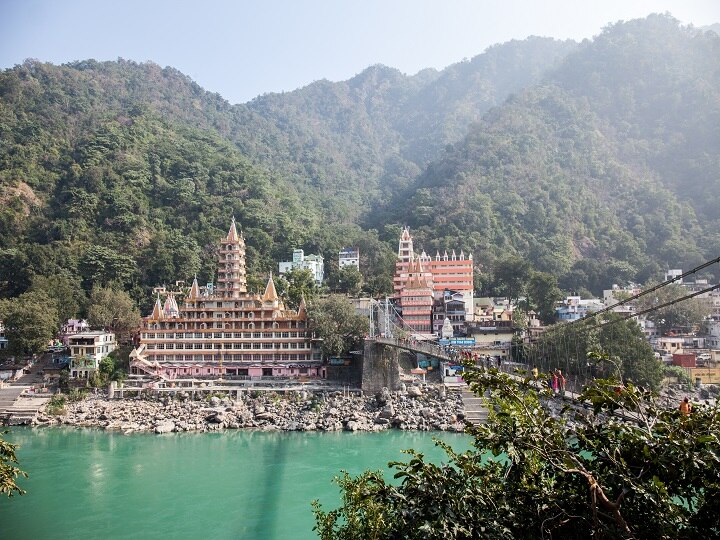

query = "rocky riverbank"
[35,385,466,434]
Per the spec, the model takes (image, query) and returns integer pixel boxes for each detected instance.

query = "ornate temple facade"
[393,227,474,336]
[130,219,324,380]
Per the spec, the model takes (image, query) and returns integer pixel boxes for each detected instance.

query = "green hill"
[0,14,717,306]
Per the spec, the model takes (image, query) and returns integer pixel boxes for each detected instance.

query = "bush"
[67,388,87,403]
[664,365,692,387]
[314,368,720,538]
[45,394,66,416]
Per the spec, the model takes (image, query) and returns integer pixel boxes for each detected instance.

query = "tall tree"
[307,295,368,358]
[527,271,563,324]
[282,268,319,310]
[29,272,88,326]
[635,282,710,334]
[87,285,141,342]
[493,256,532,304]
[0,291,58,356]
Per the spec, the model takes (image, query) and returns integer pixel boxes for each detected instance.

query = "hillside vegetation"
[0,14,717,312]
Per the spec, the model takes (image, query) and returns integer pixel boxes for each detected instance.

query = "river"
[1,428,472,539]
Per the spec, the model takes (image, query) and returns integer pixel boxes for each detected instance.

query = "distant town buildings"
[556,296,604,321]
[130,219,322,380]
[278,249,324,284]
[338,247,360,270]
[60,319,90,346]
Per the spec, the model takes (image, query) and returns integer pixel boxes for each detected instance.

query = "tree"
[307,295,368,359]
[79,245,137,288]
[0,291,58,356]
[529,315,663,390]
[1,431,27,497]
[635,283,710,334]
[29,272,88,326]
[314,370,720,538]
[87,284,141,343]
[493,256,531,304]
[282,268,319,310]
[527,271,562,324]
[336,266,363,297]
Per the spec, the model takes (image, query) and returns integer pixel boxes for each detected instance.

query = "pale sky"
[0,0,718,104]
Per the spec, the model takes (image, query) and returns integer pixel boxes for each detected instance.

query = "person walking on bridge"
[557,369,566,396]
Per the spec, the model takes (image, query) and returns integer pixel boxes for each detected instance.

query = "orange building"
[398,258,434,334]
[393,228,474,334]
[130,219,323,380]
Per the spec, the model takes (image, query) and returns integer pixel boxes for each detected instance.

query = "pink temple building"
[393,227,474,335]
[130,219,324,380]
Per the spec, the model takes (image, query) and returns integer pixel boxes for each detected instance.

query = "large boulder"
[407,386,422,397]
[154,421,175,434]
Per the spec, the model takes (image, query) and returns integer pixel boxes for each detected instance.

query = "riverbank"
[34,384,466,434]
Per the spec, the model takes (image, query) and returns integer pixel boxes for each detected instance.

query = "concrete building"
[278,249,324,284]
[393,228,474,331]
[432,290,467,336]
[556,296,604,321]
[59,319,90,346]
[398,258,434,335]
[68,331,116,379]
[338,247,360,270]
[131,219,323,380]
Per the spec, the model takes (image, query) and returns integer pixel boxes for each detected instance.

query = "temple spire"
[151,295,164,320]
[226,216,240,242]
[262,274,279,303]
[188,276,200,300]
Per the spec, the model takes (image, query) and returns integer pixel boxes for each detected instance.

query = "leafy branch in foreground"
[1,431,27,497]
[313,366,720,539]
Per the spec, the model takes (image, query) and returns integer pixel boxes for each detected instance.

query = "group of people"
[530,365,567,396]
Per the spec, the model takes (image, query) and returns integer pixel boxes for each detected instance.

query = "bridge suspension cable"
[565,255,720,328]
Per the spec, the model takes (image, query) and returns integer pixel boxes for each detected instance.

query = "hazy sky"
[1,0,718,104]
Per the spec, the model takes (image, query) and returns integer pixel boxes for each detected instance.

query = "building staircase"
[0,386,51,425]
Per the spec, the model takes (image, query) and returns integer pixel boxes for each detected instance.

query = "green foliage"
[307,295,368,359]
[46,394,67,416]
[0,15,717,320]
[281,268,319,310]
[635,283,710,334]
[87,285,141,342]
[530,316,663,390]
[0,431,27,497]
[314,370,720,538]
[663,365,693,387]
[1,291,58,356]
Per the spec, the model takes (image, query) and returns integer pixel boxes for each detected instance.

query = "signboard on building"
[438,338,476,346]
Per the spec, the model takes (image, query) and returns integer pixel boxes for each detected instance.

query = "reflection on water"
[2,428,472,540]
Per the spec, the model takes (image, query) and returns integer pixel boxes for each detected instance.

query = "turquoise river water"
[1,428,472,539]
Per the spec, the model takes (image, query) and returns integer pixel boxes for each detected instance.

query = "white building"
[68,331,116,379]
[278,249,324,284]
[338,247,360,270]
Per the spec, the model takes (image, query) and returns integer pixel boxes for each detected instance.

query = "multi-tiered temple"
[393,227,474,336]
[130,219,323,380]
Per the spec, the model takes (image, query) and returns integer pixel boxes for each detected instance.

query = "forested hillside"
[0,14,717,313]
[385,14,720,294]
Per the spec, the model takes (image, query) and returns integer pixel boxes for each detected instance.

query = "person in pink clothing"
[551,371,558,394]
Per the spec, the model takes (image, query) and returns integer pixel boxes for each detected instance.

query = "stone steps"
[460,386,488,426]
